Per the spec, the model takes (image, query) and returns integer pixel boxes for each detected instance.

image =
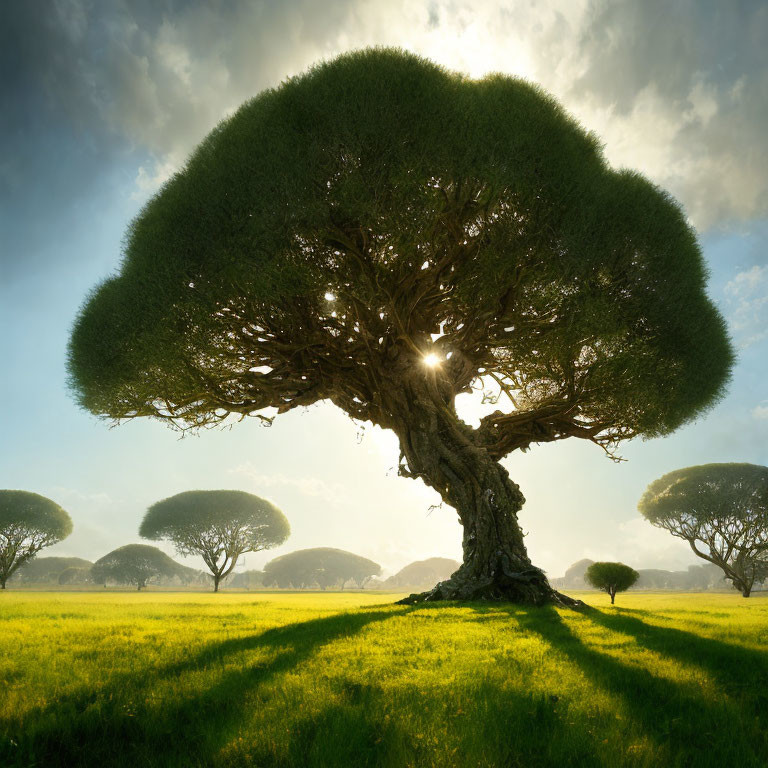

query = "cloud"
[752,403,768,420]
[7,0,766,233]
[558,0,768,229]
[724,265,768,347]
[229,463,353,507]
[581,516,697,571]
[49,486,115,507]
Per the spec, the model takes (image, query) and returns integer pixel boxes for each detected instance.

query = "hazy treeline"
[551,559,765,592]
[10,554,463,591]
[16,554,758,593]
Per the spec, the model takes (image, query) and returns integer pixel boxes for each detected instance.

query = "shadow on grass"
[508,605,768,766]
[582,606,768,709]
[2,601,612,768]
[0,608,405,768]
[5,601,767,767]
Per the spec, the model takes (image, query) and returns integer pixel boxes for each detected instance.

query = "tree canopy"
[13,556,93,584]
[263,548,381,589]
[384,558,460,589]
[0,490,73,589]
[57,566,92,586]
[584,562,639,604]
[140,490,289,591]
[91,544,181,590]
[67,48,732,605]
[639,463,768,596]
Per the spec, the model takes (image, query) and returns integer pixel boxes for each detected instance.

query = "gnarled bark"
[377,365,582,607]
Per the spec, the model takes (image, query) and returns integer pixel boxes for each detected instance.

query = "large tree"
[0,491,73,589]
[91,544,180,590]
[139,490,290,591]
[639,464,768,597]
[263,548,381,590]
[67,49,733,605]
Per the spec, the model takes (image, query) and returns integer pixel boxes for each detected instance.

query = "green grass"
[1,591,767,767]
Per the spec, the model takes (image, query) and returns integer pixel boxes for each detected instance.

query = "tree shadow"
[2,602,611,768]
[504,604,768,766]
[581,606,768,707]
[238,676,609,768]
[5,601,768,767]
[1,607,406,768]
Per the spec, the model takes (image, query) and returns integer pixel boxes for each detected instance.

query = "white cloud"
[49,486,115,507]
[229,463,353,507]
[724,265,768,347]
[752,403,768,420]
[581,516,697,572]
[133,157,178,197]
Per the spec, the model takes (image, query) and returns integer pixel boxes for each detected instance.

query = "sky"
[1,0,767,580]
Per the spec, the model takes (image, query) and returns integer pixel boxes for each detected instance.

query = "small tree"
[68,48,733,605]
[0,490,73,590]
[585,562,639,604]
[639,463,768,597]
[263,548,381,589]
[91,544,179,590]
[140,490,290,592]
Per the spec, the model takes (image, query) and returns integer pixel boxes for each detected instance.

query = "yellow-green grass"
[1,591,767,767]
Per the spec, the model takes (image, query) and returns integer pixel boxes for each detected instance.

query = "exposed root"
[396,569,585,609]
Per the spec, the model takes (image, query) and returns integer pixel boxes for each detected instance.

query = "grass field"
[1,591,767,767]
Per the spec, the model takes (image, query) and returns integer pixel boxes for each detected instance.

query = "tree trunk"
[383,372,581,608]
[742,586,751,597]
[610,589,615,604]
[0,578,6,590]
[214,575,220,592]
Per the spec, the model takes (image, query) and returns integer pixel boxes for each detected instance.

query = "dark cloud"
[0,2,139,281]
[564,0,768,228]
[2,0,767,283]
[0,0,360,281]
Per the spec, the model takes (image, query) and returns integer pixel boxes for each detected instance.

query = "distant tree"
[172,562,209,587]
[68,48,733,605]
[12,556,93,584]
[585,562,639,604]
[562,559,595,589]
[634,569,675,590]
[384,558,460,589]
[639,463,768,597]
[263,548,381,590]
[0,490,73,590]
[140,490,290,592]
[227,569,265,589]
[91,544,180,590]
[57,566,92,586]
[686,563,725,591]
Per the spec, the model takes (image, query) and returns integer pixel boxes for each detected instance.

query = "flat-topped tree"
[68,49,733,606]
[0,491,72,589]
[584,561,639,604]
[92,544,180,590]
[639,464,768,597]
[140,490,290,591]
[263,548,381,589]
